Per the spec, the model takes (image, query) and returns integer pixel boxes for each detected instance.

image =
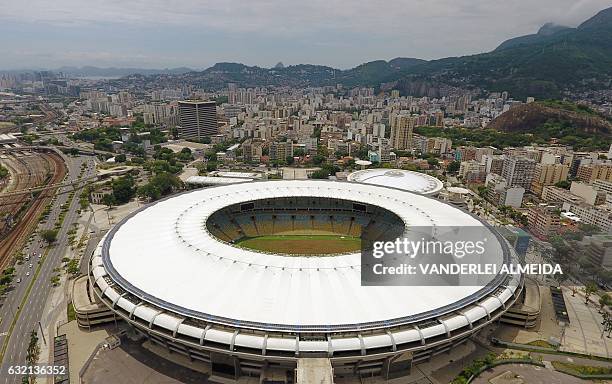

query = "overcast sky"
[0,0,610,70]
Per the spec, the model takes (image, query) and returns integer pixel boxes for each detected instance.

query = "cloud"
[0,0,610,69]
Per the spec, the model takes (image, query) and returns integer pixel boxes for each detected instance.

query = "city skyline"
[1,0,611,70]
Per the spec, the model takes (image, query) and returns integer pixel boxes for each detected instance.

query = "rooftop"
[101,180,507,331]
[347,168,444,196]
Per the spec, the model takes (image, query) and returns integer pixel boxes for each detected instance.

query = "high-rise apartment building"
[530,163,569,196]
[576,163,612,183]
[177,100,218,140]
[483,155,504,175]
[501,156,536,189]
[270,141,293,162]
[527,205,560,240]
[389,114,414,151]
[228,83,238,104]
[242,139,264,163]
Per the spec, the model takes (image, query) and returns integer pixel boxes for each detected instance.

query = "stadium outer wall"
[87,269,523,381]
[87,182,524,381]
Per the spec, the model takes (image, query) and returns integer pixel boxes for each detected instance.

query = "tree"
[0,165,8,179]
[41,229,58,244]
[310,163,339,180]
[0,267,15,285]
[477,186,490,199]
[310,169,331,179]
[111,175,135,204]
[206,161,218,172]
[603,312,612,338]
[312,155,326,165]
[137,172,182,201]
[597,270,612,287]
[137,183,161,201]
[554,180,571,189]
[584,281,598,304]
[114,154,126,162]
[177,147,193,162]
[578,256,595,276]
[26,330,40,366]
[579,223,601,236]
[556,270,568,287]
[598,293,611,312]
[293,148,306,157]
[101,193,116,208]
[446,161,460,175]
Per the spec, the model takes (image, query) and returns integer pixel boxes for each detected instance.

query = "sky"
[0,0,611,70]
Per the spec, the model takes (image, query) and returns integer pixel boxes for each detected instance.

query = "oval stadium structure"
[347,168,444,196]
[88,180,523,381]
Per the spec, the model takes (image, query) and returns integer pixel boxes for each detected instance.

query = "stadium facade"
[88,180,523,381]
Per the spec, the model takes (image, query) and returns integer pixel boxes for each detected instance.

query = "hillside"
[487,100,612,150]
[102,6,612,99]
[175,58,426,89]
[393,7,612,99]
[494,23,573,51]
[56,66,194,77]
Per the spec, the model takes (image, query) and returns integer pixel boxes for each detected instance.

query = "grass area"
[235,234,361,255]
[67,301,76,322]
[551,361,612,375]
[526,340,557,349]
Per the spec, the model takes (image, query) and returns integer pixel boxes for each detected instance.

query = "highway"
[0,153,96,384]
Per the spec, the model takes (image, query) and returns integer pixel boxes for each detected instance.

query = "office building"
[178,100,218,140]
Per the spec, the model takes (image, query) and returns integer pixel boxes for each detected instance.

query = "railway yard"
[0,150,67,270]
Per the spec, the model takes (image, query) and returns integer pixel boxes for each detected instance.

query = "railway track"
[0,154,51,232]
[0,153,66,271]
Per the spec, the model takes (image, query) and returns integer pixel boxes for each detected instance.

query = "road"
[0,153,96,384]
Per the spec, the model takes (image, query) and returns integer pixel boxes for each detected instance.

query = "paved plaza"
[472,364,585,384]
[560,286,611,358]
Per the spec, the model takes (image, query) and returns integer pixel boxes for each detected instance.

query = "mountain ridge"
[170,6,612,99]
[8,6,611,100]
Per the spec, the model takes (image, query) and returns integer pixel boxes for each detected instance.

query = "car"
[28,263,33,268]
[38,253,42,258]
[16,278,21,283]
[25,272,30,276]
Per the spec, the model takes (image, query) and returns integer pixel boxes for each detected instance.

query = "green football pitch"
[234,234,361,255]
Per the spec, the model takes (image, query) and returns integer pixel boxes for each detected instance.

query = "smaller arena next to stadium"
[86,180,524,382]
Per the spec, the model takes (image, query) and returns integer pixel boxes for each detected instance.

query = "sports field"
[235,234,361,255]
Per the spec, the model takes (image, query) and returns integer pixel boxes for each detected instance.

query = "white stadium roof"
[185,176,254,185]
[98,180,510,332]
[347,169,444,196]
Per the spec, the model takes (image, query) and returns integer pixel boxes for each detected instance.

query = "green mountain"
[494,23,573,51]
[393,7,612,99]
[113,7,612,99]
[179,58,425,89]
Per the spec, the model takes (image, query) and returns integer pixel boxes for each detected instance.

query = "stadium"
[88,180,523,381]
[347,168,444,196]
